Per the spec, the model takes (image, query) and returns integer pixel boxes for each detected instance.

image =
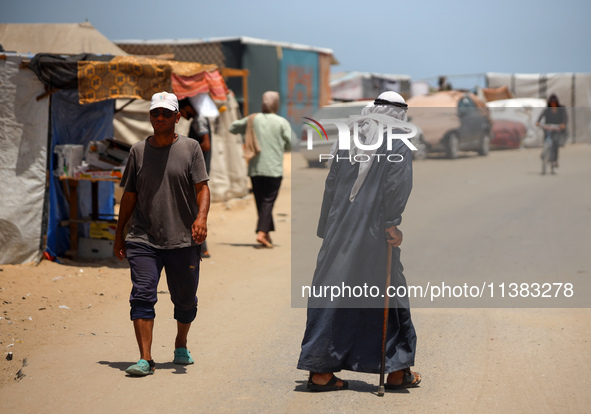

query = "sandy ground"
[1,147,590,413]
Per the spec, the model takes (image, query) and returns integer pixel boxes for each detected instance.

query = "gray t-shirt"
[121,135,209,249]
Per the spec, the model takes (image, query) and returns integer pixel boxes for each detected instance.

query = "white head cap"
[361,91,408,121]
[376,91,406,106]
[150,92,179,112]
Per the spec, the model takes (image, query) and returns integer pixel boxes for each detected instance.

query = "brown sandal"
[385,371,421,390]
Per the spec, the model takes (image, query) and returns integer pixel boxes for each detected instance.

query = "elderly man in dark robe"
[297,92,421,392]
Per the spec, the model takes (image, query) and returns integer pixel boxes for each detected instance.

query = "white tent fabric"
[0,56,49,264]
[486,72,591,143]
[113,93,248,202]
[208,93,249,202]
[0,23,128,56]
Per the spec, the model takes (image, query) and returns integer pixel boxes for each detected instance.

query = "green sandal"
[173,348,194,365]
[125,359,155,376]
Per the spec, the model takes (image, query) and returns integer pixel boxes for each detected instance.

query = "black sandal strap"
[324,374,338,387]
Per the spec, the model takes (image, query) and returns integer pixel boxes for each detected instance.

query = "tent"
[116,37,337,134]
[0,22,128,56]
[0,32,249,266]
[1,52,246,264]
[0,55,49,264]
[330,71,412,101]
[0,53,119,264]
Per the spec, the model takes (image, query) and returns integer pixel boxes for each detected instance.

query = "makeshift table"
[59,176,120,258]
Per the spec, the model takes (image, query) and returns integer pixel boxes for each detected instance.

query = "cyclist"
[536,94,567,170]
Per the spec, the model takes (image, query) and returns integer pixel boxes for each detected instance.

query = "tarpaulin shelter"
[0,54,50,264]
[116,36,337,134]
[1,51,236,264]
[486,72,591,143]
[330,71,412,101]
[0,53,116,264]
[0,23,127,264]
[0,22,129,56]
[0,23,241,264]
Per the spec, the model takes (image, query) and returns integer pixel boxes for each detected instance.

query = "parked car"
[486,98,547,147]
[406,91,492,158]
[298,100,427,167]
[490,119,527,149]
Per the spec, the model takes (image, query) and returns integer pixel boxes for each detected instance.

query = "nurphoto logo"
[302,118,418,163]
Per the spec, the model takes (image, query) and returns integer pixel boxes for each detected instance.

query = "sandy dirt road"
[1,146,590,413]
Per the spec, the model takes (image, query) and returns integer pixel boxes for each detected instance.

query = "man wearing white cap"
[114,91,210,376]
[297,92,421,392]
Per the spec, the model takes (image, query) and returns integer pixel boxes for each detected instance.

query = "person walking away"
[229,91,292,248]
[114,91,210,376]
[179,97,212,257]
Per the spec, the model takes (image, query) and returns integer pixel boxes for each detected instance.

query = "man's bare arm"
[192,182,210,244]
[114,191,137,260]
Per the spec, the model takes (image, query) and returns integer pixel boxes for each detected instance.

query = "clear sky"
[2,0,590,87]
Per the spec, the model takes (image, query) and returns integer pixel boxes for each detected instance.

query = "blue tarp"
[46,89,115,257]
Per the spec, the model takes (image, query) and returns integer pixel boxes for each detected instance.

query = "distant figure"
[536,94,567,169]
[438,76,452,91]
[179,98,212,258]
[297,92,421,392]
[114,91,210,377]
[229,91,292,248]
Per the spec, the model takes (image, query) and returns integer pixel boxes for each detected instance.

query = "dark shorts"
[126,242,201,324]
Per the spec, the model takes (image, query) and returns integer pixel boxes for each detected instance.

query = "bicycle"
[539,123,562,175]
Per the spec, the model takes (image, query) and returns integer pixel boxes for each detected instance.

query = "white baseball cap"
[150,92,179,112]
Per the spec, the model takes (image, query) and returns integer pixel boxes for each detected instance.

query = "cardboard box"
[76,168,124,180]
[78,237,114,259]
[54,145,84,177]
[89,222,117,240]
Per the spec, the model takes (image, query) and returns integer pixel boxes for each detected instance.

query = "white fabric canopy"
[0,56,49,264]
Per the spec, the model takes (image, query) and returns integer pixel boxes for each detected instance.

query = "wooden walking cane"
[377,243,393,396]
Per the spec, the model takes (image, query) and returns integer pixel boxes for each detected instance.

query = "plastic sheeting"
[47,90,115,257]
[0,56,49,264]
[207,92,249,202]
[28,53,113,90]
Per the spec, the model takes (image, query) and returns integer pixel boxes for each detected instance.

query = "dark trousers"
[250,176,282,233]
[126,242,201,324]
[547,131,560,162]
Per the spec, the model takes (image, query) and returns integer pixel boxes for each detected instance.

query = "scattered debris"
[15,368,25,381]
[5,352,12,361]
[58,305,70,309]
